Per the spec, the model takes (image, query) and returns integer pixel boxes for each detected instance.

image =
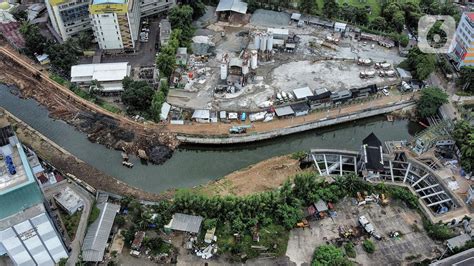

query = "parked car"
[382,88,390,96]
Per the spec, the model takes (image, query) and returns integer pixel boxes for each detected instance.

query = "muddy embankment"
[0,48,177,165]
[1,108,174,201]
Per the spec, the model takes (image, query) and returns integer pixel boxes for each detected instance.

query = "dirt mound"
[147,145,173,165]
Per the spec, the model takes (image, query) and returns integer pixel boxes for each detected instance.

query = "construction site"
[167,8,405,115]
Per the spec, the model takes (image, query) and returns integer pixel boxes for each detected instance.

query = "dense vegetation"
[452,121,474,173]
[312,244,351,265]
[121,77,155,116]
[399,48,436,80]
[362,239,375,253]
[416,87,448,118]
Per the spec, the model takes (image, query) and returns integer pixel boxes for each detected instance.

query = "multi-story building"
[450,12,474,69]
[0,124,69,265]
[45,0,92,41]
[89,0,141,51]
[140,0,175,18]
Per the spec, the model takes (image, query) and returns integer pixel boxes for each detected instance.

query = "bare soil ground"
[195,155,309,196]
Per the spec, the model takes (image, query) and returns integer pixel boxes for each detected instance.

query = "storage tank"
[220,64,227,80]
[251,50,258,69]
[267,34,273,51]
[253,33,260,50]
[260,34,267,51]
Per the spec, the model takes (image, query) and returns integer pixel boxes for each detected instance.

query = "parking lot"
[286,197,443,265]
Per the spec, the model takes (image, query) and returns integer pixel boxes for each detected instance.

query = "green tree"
[416,87,448,118]
[19,22,47,55]
[168,5,195,46]
[312,244,351,266]
[76,30,93,51]
[458,67,473,93]
[370,17,387,31]
[121,77,155,114]
[322,0,339,19]
[399,35,409,48]
[363,239,375,253]
[46,38,81,76]
[300,0,317,15]
[401,48,436,80]
[156,52,176,80]
[58,257,68,266]
[180,0,206,19]
[11,8,28,22]
[452,121,474,172]
[115,215,126,227]
[150,90,166,122]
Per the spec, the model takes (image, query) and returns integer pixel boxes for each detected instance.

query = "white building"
[140,0,175,18]
[449,12,474,69]
[0,124,68,265]
[71,62,131,93]
[45,0,92,41]
[90,0,141,51]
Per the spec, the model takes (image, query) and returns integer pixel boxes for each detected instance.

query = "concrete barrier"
[177,101,416,144]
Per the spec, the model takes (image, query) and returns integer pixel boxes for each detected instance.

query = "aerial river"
[0,85,421,193]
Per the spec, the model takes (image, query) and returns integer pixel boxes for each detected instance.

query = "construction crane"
[229,125,252,134]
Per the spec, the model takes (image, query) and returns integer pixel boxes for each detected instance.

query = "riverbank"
[195,155,314,196]
[0,108,172,201]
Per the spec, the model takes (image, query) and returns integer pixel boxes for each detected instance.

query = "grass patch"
[422,219,455,241]
[99,101,122,114]
[344,242,357,258]
[216,223,289,262]
[58,209,81,240]
[363,239,375,253]
[88,204,100,225]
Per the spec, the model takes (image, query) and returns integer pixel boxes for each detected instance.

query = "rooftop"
[82,202,120,262]
[165,213,203,234]
[293,87,314,100]
[467,12,474,22]
[53,187,84,215]
[71,62,130,83]
[216,0,247,14]
[0,125,43,219]
[430,248,474,266]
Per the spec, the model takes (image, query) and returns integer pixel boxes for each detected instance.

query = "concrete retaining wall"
[177,101,416,144]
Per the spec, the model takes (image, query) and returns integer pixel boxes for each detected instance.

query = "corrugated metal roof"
[274,106,294,117]
[160,102,171,121]
[216,0,247,14]
[293,87,313,99]
[192,110,210,120]
[166,213,203,234]
[82,202,120,262]
[71,62,130,83]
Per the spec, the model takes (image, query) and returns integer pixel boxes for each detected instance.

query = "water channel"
[0,85,421,193]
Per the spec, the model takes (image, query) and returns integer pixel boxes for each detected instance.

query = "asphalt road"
[43,181,94,265]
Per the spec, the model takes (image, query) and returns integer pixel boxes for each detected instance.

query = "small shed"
[131,231,145,250]
[314,199,328,213]
[396,68,412,82]
[274,106,294,117]
[228,112,238,120]
[160,102,171,121]
[291,13,301,21]
[291,103,310,117]
[204,227,216,244]
[219,111,227,119]
[293,87,314,100]
[176,47,188,65]
[192,109,211,123]
[447,234,472,251]
[334,22,347,33]
[165,213,204,234]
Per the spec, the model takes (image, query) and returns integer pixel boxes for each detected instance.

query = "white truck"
[358,216,382,240]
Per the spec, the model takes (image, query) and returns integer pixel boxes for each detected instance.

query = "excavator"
[229,125,252,134]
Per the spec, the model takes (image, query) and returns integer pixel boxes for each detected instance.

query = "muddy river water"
[0,85,421,193]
